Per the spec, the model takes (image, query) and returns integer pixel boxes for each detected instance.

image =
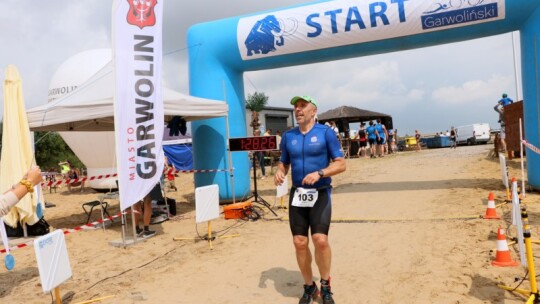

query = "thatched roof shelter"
[317,105,393,137]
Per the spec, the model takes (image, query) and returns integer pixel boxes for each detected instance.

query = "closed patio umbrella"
[1,65,40,228]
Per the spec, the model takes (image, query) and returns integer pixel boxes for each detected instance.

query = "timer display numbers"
[229,135,278,151]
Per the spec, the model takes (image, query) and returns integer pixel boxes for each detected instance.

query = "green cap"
[290,95,318,108]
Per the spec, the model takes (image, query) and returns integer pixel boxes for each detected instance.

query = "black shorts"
[289,187,332,236]
[377,137,386,145]
[359,140,367,147]
[147,183,163,200]
[368,138,376,146]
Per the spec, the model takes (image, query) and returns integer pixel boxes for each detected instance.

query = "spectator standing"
[366,121,378,158]
[393,129,399,152]
[58,161,70,180]
[415,130,422,152]
[165,163,177,192]
[254,129,267,179]
[329,121,340,139]
[450,127,457,149]
[375,119,388,157]
[134,183,161,238]
[387,129,395,154]
[275,130,282,147]
[354,123,368,158]
[67,165,84,192]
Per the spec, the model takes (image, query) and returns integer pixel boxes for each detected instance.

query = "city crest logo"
[127,0,157,29]
[421,0,498,30]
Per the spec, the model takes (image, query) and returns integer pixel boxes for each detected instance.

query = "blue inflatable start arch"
[188,0,540,200]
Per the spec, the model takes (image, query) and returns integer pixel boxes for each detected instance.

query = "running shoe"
[299,282,318,304]
[136,226,144,237]
[142,230,156,238]
[321,284,335,304]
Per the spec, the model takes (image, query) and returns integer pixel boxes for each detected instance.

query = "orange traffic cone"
[492,227,519,267]
[484,192,500,219]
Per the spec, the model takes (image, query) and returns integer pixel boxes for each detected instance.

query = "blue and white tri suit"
[280,124,343,235]
[375,123,386,145]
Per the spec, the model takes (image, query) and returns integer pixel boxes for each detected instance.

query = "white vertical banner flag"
[112,0,164,210]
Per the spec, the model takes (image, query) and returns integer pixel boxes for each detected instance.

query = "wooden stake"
[54,287,62,304]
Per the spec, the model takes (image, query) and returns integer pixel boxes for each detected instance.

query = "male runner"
[275,95,346,304]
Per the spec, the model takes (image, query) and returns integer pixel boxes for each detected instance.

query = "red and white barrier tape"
[0,210,129,254]
[173,168,231,174]
[522,140,540,154]
[44,168,233,187]
[44,174,118,187]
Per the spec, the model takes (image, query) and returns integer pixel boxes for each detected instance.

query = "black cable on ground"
[509,270,529,292]
[85,244,186,291]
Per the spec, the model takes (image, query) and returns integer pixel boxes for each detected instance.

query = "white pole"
[511,32,521,101]
[226,115,235,204]
[222,81,235,204]
[112,151,129,244]
[519,118,526,197]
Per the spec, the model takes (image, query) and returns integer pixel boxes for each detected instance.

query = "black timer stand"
[245,152,278,217]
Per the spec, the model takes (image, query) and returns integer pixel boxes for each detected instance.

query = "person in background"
[387,128,395,154]
[450,126,458,149]
[366,121,378,158]
[46,167,58,193]
[134,183,161,238]
[276,130,282,147]
[329,121,340,139]
[493,103,508,153]
[0,167,42,217]
[393,129,399,153]
[375,119,388,157]
[354,123,368,158]
[58,161,70,180]
[499,125,507,153]
[67,164,84,192]
[254,129,267,179]
[415,130,422,152]
[498,93,514,107]
[165,163,178,192]
[275,95,346,304]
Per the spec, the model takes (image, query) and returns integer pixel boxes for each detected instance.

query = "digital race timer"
[229,135,278,151]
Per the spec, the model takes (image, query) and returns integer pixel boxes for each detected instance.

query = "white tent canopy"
[27,61,228,131]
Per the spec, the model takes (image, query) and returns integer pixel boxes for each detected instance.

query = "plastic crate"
[223,201,252,219]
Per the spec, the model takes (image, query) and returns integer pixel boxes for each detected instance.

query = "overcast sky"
[0,0,522,136]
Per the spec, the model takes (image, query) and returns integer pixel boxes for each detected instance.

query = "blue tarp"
[164,144,193,170]
[425,136,451,148]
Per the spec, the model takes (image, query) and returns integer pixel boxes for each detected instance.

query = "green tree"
[34,131,84,171]
[245,91,269,134]
[0,125,83,172]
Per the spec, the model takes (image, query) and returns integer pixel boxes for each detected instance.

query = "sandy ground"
[0,144,538,304]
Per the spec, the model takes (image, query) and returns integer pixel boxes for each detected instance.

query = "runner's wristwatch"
[318,170,324,177]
